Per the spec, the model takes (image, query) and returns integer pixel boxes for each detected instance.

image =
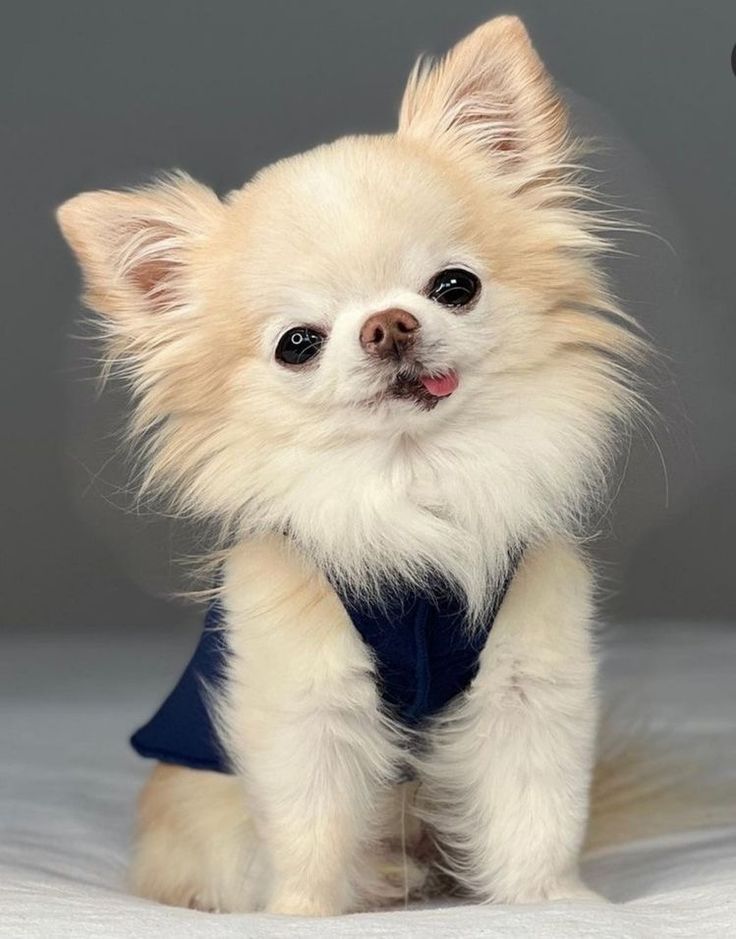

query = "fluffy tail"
[585,718,736,853]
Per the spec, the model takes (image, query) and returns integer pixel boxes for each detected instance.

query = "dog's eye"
[275,327,326,366]
[428,268,480,308]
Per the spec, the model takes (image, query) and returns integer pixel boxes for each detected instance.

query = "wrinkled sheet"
[2,620,735,938]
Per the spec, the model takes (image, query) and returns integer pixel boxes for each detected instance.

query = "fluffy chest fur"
[56,12,649,916]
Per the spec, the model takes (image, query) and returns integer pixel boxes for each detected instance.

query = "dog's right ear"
[56,173,223,321]
[398,16,569,184]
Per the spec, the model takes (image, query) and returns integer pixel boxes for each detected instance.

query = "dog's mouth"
[385,369,459,411]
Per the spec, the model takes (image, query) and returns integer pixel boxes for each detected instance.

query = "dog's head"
[57,17,644,615]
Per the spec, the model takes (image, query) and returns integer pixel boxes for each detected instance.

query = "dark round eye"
[275,326,326,366]
[428,268,480,308]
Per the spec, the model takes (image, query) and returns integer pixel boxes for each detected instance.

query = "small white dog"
[58,15,650,915]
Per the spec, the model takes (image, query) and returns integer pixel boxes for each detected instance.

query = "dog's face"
[215,136,537,441]
[57,17,642,613]
[233,139,484,426]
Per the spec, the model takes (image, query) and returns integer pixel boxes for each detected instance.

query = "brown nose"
[359,309,419,360]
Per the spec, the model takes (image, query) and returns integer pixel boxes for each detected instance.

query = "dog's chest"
[340,585,493,726]
[129,573,514,774]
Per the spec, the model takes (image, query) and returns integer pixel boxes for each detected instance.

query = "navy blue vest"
[131,568,516,774]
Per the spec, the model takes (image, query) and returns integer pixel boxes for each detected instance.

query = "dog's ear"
[56,173,223,320]
[398,16,569,179]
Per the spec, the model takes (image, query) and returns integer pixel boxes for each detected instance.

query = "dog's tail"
[585,718,736,854]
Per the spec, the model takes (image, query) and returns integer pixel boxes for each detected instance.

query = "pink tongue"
[419,371,459,397]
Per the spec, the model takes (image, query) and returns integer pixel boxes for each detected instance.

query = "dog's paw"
[362,851,430,906]
[544,876,606,904]
[265,891,345,917]
[511,877,606,905]
[492,875,606,906]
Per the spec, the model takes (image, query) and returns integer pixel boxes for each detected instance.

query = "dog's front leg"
[220,537,399,916]
[422,540,600,903]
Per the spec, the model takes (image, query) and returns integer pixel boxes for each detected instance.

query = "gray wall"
[2,0,735,633]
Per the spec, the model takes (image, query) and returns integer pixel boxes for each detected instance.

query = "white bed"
[2,620,735,938]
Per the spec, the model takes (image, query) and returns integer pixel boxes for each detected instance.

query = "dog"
[57,14,650,916]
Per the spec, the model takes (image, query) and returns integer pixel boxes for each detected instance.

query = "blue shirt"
[131,566,517,774]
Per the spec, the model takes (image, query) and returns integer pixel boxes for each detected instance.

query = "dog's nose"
[359,309,419,360]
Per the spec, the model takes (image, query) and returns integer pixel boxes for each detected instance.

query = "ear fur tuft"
[399,16,570,180]
[56,173,222,317]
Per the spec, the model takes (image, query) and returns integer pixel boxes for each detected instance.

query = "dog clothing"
[131,564,518,773]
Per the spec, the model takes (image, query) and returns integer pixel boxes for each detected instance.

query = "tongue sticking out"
[419,371,459,398]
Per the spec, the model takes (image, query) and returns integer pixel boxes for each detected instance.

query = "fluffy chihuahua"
[57,15,649,916]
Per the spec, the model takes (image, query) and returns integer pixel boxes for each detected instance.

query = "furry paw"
[490,874,606,906]
[265,891,344,917]
[510,877,606,905]
[544,876,606,903]
[362,851,430,906]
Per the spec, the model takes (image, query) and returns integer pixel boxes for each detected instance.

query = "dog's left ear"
[56,173,223,322]
[399,16,568,179]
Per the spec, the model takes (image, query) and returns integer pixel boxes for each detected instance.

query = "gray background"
[2,0,734,635]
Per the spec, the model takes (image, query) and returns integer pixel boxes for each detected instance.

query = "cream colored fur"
[132,536,599,912]
[57,14,663,917]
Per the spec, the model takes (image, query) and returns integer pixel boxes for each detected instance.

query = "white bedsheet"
[2,621,735,938]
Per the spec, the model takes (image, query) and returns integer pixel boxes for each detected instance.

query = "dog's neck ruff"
[131,559,520,774]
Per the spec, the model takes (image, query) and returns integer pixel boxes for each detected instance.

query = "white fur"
[415,538,599,902]
[130,535,600,912]
[215,536,405,914]
[59,14,653,918]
